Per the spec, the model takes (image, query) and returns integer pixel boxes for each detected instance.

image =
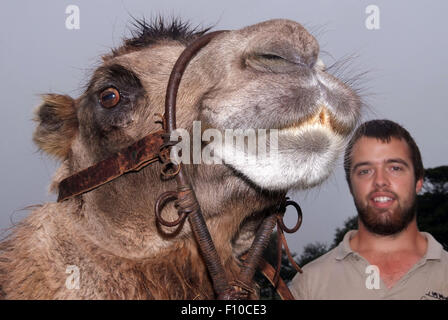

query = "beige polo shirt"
[289,230,448,300]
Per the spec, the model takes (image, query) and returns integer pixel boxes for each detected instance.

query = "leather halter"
[57,30,302,299]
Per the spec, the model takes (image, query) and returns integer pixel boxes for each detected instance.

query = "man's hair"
[343,119,424,188]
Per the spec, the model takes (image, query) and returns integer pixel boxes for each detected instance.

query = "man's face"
[349,137,423,236]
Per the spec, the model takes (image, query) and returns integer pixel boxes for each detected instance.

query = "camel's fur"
[0,18,361,299]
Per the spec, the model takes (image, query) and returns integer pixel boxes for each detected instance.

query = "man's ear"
[33,94,78,160]
[415,177,424,194]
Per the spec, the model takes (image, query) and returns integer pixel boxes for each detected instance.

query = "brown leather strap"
[258,258,296,300]
[237,213,278,295]
[273,200,303,285]
[239,253,297,300]
[58,130,165,202]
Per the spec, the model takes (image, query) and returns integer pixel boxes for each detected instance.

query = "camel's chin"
[217,124,345,191]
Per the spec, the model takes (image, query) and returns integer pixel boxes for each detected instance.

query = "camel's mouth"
[279,105,352,137]
[282,106,330,130]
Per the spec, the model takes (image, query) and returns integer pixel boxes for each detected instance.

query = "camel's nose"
[241,19,319,69]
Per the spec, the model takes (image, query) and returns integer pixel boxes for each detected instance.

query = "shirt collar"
[421,232,443,260]
[335,230,357,261]
[335,230,443,261]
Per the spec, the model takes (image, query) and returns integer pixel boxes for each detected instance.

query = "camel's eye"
[99,87,120,108]
[258,53,284,61]
[246,52,296,73]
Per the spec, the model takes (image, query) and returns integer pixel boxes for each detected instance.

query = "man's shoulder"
[435,243,448,268]
[301,246,340,274]
[289,244,347,299]
[439,245,448,261]
[422,232,448,264]
[301,230,356,274]
[441,249,448,259]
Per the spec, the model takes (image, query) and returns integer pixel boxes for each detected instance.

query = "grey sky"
[1,0,447,257]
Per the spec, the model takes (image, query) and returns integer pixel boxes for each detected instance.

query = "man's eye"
[358,169,370,175]
[391,166,403,171]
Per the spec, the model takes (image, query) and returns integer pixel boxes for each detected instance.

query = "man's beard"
[354,190,417,236]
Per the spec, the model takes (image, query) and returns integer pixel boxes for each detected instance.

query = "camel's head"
[190,19,361,190]
[34,18,361,191]
[32,18,361,257]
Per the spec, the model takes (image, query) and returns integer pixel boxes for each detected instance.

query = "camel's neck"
[73,160,282,261]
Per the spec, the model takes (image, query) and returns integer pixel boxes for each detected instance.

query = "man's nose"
[374,168,390,188]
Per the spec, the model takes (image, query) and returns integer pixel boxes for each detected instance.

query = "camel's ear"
[33,94,78,159]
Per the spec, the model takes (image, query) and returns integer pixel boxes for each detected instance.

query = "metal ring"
[277,200,303,234]
[154,191,186,227]
[161,162,181,178]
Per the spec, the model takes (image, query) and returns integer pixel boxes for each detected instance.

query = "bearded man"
[290,119,448,300]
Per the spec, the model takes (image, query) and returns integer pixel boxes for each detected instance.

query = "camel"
[0,18,361,299]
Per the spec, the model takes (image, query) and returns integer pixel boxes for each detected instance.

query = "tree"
[421,166,448,195]
[417,166,448,250]
[331,216,358,249]
[297,242,329,266]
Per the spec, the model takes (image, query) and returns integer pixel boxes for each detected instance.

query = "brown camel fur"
[0,18,361,299]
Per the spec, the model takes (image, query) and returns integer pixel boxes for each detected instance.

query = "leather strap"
[239,253,296,300]
[58,130,165,202]
[258,258,295,300]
